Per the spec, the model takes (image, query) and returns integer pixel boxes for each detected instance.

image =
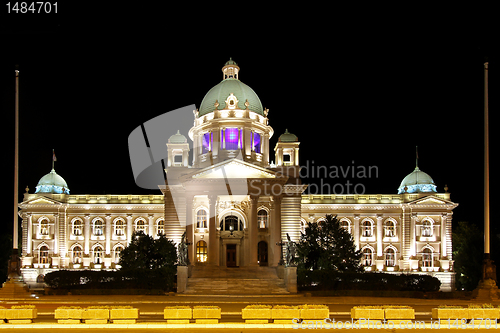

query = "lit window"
[422,220,432,237]
[114,246,124,264]
[93,246,103,264]
[422,248,433,267]
[197,210,207,229]
[252,132,261,153]
[39,245,49,264]
[362,220,373,237]
[40,219,49,235]
[340,220,350,233]
[72,246,83,264]
[362,248,372,266]
[93,220,103,236]
[224,128,239,150]
[196,240,207,263]
[385,248,395,267]
[136,219,147,233]
[157,219,165,235]
[72,219,83,236]
[114,219,125,236]
[258,209,268,228]
[384,220,395,237]
[202,132,211,153]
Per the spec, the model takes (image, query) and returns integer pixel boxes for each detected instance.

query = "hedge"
[44,267,175,291]
[298,269,441,292]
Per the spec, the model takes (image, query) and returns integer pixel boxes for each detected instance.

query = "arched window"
[384,220,395,237]
[220,215,242,231]
[196,210,207,229]
[93,246,103,264]
[40,219,49,235]
[39,245,49,264]
[421,220,432,237]
[72,219,83,236]
[135,219,147,233]
[93,219,104,236]
[362,248,372,266]
[196,240,207,263]
[340,219,351,233]
[114,245,124,264]
[156,219,165,235]
[362,220,373,237]
[72,245,83,264]
[258,209,268,228]
[114,219,125,236]
[385,248,395,267]
[422,248,433,267]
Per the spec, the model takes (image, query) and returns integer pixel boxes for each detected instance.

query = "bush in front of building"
[44,267,175,292]
[298,269,441,292]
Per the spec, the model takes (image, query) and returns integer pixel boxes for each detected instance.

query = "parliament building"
[19,60,458,291]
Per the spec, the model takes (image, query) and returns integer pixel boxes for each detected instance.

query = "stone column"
[84,214,91,255]
[53,213,59,255]
[353,215,360,251]
[26,213,32,254]
[270,195,282,266]
[105,214,112,255]
[126,214,133,245]
[148,214,155,237]
[208,194,218,265]
[248,195,259,266]
[441,213,447,257]
[376,214,383,257]
[410,213,417,257]
[185,193,195,265]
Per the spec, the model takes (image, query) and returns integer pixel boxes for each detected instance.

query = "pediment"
[408,195,454,206]
[21,196,63,206]
[189,159,277,180]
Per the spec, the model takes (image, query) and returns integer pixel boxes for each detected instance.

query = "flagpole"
[484,61,490,258]
[13,68,19,252]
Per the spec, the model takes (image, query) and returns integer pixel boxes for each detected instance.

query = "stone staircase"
[184,266,289,295]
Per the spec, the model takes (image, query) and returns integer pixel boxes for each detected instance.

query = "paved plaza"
[0,292,492,331]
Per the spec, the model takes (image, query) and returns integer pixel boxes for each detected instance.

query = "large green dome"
[199,79,263,116]
[199,60,264,117]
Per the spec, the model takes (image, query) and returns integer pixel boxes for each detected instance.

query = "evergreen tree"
[453,221,483,291]
[119,231,177,270]
[296,214,362,273]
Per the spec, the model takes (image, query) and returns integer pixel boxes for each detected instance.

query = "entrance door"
[258,241,268,266]
[226,244,237,267]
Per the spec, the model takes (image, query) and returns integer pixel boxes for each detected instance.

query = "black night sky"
[1,7,498,248]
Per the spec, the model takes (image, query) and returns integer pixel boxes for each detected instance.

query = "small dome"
[168,130,187,143]
[398,166,437,194]
[35,169,70,194]
[279,129,298,142]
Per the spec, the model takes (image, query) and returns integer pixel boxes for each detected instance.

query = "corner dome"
[198,60,264,117]
[398,166,437,194]
[278,129,298,142]
[35,169,70,194]
[168,130,187,143]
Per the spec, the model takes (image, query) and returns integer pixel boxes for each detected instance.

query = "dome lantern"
[222,58,240,80]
